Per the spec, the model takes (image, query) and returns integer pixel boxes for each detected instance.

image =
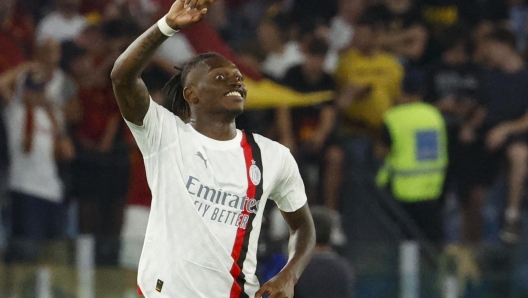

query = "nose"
[228,76,242,88]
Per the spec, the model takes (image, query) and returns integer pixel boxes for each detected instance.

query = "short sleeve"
[270,149,307,212]
[124,97,180,156]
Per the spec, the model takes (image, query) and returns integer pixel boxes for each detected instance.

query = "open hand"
[165,0,216,30]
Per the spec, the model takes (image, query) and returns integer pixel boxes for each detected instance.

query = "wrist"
[157,15,179,36]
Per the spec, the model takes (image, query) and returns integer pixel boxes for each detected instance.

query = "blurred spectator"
[424,25,482,236]
[289,0,338,26]
[0,0,34,74]
[275,37,337,204]
[36,0,87,43]
[419,0,508,65]
[258,12,304,81]
[379,0,429,65]
[326,8,403,213]
[376,69,448,244]
[0,51,74,262]
[458,28,528,244]
[324,0,365,73]
[294,205,354,298]
[66,22,132,265]
[234,40,276,137]
[510,0,528,51]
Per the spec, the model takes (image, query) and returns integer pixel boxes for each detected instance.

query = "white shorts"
[119,205,150,269]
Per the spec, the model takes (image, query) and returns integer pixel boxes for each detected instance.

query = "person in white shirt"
[36,0,87,43]
[110,0,315,297]
[0,64,72,263]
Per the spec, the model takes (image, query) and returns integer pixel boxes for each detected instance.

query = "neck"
[358,47,377,57]
[301,65,323,84]
[270,42,285,55]
[57,8,76,19]
[501,53,525,73]
[190,116,238,141]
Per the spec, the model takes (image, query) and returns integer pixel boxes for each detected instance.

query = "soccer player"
[110,0,316,297]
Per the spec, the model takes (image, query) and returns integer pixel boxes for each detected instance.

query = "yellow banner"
[244,78,334,109]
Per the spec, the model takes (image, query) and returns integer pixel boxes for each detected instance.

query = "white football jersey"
[125,98,307,298]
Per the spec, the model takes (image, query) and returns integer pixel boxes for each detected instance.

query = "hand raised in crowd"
[486,124,511,151]
[165,0,217,30]
[459,125,476,144]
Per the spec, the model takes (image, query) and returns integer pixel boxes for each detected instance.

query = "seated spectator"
[459,28,528,244]
[275,37,337,204]
[36,0,87,43]
[295,205,355,298]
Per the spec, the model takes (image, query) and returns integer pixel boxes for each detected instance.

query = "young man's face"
[353,25,377,52]
[257,22,283,53]
[186,56,248,118]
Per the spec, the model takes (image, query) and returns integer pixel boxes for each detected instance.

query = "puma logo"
[196,151,208,168]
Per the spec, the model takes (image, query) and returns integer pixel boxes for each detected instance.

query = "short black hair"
[487,27,517,49]
[310,206,334,245]
[163,52,224,117]
[357,5,389,29]
[439,23,471,53]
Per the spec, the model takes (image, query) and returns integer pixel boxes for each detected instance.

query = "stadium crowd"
[2,0,528,297]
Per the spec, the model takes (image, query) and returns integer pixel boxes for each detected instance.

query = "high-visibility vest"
[376,102,448,202]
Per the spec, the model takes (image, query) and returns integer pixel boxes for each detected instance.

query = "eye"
[215,74,225,80]
[236,76,244,82]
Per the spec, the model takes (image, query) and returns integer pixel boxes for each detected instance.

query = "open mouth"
[225,91,243,97]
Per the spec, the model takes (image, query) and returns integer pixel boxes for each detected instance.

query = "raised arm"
[110,0,215,125]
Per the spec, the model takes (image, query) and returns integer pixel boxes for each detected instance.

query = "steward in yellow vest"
[376,70,448,242]
[376,102,448,201]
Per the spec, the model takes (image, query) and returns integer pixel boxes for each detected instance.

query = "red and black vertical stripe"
[229,132,263,298]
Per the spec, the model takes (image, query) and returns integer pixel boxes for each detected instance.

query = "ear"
[183,86,199,104]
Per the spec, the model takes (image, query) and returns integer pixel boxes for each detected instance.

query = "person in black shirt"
[379,0,429,65]
[276,37,337,205]
[459,28,528,244]
[295,206,354,298]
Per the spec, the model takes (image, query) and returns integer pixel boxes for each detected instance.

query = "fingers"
[183,0,215,10]
[254,285,270,298]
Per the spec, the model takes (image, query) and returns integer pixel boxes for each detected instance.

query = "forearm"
[316,106,336,137]
[111,25,169,84]
[111,24,170,124]
[276,105,295,142]
[280,204,315,282]
[464,106,486,130]
[502,113,528,135]
[283,225,315,282]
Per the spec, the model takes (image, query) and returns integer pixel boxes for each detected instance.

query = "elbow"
[110,61,121,84]
[110,57,125,84]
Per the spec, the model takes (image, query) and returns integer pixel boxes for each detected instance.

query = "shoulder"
[252,133,290,153]
[378,52,404,67]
